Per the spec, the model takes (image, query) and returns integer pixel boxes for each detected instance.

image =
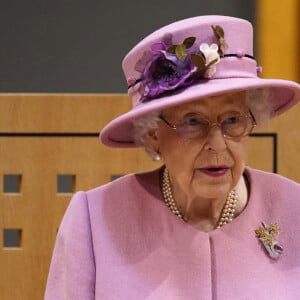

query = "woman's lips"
[197,166,230,177]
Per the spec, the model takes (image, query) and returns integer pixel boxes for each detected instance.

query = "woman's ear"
[144,129,161,161]
[145,129,159,147]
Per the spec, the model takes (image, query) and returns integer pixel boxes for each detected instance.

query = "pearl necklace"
[161,167,238,228]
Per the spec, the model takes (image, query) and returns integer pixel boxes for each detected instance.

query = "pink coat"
[45,167,300,299]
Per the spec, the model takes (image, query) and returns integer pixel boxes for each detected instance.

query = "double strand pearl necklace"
[161,167,238,228]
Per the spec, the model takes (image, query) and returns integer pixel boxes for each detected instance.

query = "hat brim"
[100,77,300,147]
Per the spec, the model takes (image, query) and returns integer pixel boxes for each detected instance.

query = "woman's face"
[149,92,251,199]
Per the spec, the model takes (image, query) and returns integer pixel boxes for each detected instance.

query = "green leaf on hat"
[167,45,177,54]
[212,25,224,38]
[191,53,206,75]
[175,44,187,61]
[183,36,196,49]
[212,25,228,56]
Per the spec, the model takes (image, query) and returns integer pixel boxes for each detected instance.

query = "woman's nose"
[203,125,227,152]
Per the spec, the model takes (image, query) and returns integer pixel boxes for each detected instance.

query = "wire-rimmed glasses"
[159,112,256,140]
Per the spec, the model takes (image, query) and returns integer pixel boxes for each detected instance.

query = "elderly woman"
[45,16,300,299]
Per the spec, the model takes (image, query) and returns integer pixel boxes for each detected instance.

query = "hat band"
[129,56,258,106]
[213,56,257,78]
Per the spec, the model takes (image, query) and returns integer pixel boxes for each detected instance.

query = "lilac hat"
[100,15,300,147]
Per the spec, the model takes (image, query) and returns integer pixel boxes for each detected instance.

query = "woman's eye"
[224,116,240,124]
[184,117,203,126]
[187,118,199,125]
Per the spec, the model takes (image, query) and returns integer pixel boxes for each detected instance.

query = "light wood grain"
[256,0,299,82]
[0,93,299,299]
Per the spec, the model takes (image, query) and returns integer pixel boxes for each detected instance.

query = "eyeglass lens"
[175,114,254,139]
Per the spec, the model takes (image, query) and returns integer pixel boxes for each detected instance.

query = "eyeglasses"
[159,112,256,140]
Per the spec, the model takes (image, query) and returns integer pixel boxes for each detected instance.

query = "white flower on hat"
[199,43,220,78]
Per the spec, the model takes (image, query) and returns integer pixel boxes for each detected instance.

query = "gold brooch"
[255,222,283,259]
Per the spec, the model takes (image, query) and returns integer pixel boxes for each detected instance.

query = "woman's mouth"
[198,166,230,177]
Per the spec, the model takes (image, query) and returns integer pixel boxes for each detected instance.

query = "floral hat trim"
[127,25,256,103]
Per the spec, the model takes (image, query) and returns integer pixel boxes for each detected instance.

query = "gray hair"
[246,88,273,125]
[132,88,273,153]
[132,111,161,157]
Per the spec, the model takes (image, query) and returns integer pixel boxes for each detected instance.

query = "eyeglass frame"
[159,110,257,140]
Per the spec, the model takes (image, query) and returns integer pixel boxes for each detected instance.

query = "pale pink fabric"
[100,16,300,147]
[45,167,300,299]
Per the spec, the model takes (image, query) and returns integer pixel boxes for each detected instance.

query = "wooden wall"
[0,94,161,299]
[0,91,299,299]
[256,0,299,82]
[255,0,300,181]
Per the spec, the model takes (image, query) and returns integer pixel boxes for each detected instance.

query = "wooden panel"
[256,0,299,81]
[0,93,132,133]
[0,94,161,300]
[0,92,299,299]
[256,0,300,180]
[252,105,300,181]
[247,134,275,173]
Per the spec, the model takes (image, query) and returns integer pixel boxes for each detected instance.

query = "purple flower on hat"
[131,25,228,102]
[137,41,197,99]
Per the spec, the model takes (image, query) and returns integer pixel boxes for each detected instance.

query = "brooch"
[255,222,283,259]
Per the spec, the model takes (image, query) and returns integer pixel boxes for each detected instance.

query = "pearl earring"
[153,152,161,161]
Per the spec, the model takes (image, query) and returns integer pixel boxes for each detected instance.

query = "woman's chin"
[193,176,233,198]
